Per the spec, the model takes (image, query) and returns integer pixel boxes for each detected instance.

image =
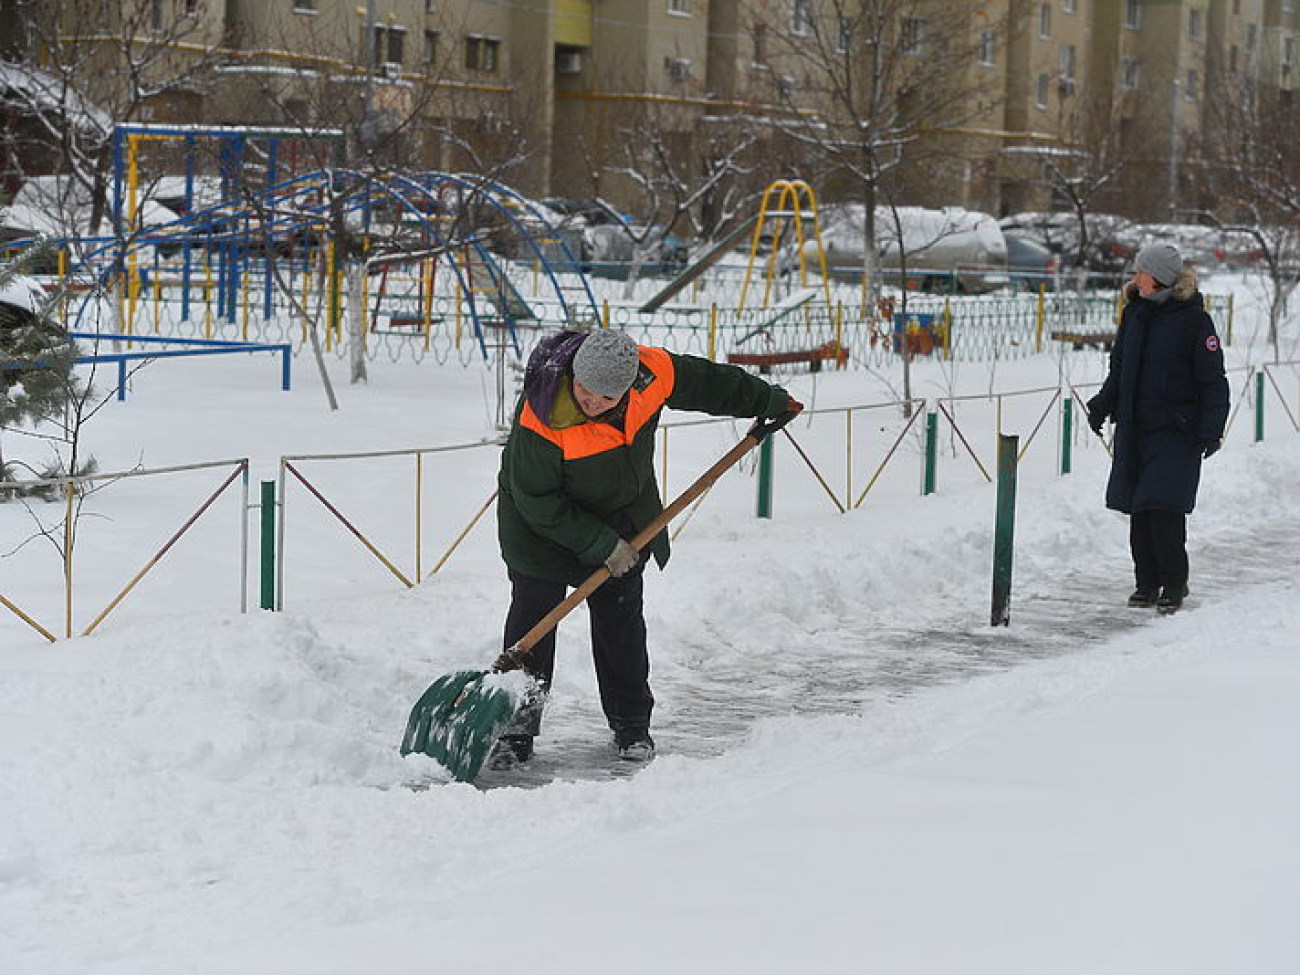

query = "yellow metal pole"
[0,593,56,643]
[203,259,214,339]
[57,247,68,320]
[708,303,718,361]
[1036,284,1046,353]
[942,299,952,359]
[846,408,853,509]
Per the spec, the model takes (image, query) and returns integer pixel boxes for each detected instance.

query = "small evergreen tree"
[0,240,85,498]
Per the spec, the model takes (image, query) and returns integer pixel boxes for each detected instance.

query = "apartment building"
[2,0,1297,220]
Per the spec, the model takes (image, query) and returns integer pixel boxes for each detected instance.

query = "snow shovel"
[399,408,801,783]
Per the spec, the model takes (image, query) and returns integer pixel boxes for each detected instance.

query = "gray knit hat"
[1133,242,1183,287]
[572,329,639,399]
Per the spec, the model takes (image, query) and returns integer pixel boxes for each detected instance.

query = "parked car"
[13,175,181,238]
[1003,232,1059,291]
[1132,222,1266,270]
[998,211,1135,284]
[809,204,1009,293]
[541,198,689,276]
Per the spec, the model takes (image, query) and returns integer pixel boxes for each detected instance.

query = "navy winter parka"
[1087,269,1229,515]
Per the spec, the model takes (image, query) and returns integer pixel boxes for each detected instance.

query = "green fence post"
[991,434,1019,627]
[757,435,774,518]
[923,411,938,495]
[1061,397,1073,475]
[1255,369,1265,443]
[260,480,277,611]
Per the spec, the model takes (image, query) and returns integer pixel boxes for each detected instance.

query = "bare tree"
[748,0,1002,411]
[2,0,226,237]
[755,0,999,266]
[1008,80,1136,283]
[1201,68,1300,360]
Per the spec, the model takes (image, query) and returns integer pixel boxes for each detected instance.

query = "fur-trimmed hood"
[1123,265,1201,305]
[1170,265,1199,302]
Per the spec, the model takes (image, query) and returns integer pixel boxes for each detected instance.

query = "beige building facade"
[2,0,1298,219]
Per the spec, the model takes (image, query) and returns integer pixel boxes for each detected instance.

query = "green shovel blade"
[400,669,535,783]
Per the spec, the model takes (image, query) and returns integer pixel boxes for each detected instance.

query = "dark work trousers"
[1129,509,1188,591]
[502,567,653,737]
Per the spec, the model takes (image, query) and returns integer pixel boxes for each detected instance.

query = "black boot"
[1127,587,1159,608]
[487,734,534,770]
[1156,584,1190,615]
[614,727,656,762]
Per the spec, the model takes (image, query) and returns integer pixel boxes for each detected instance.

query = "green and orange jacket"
[497,341,792,584]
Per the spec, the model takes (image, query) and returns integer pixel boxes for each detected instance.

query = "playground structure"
[37,126,598,374]
[4,144,1190,383]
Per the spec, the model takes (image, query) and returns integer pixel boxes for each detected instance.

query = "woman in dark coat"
[1087,242,1229,614]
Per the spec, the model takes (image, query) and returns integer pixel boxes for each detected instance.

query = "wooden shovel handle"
[494,411,798,671]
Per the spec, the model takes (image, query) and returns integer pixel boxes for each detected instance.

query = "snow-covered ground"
[2,273,1298,973]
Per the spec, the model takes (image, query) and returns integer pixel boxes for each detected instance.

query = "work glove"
[604,538,640,578]
[1201,438,1222,459]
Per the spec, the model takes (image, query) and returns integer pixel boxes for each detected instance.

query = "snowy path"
[474,514,1299,787]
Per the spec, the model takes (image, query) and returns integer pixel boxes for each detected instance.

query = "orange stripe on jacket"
[519,345,676,460]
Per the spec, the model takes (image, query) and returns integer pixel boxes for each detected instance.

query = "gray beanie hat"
[1133,242,1183,287]
[572,329,640,399]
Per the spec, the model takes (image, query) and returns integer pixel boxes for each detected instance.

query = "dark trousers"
[1129,509,1188,592]
[502,568,653,737]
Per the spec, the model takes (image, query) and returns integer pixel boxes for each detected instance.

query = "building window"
[978,28,996,66]
[1185,69,1198,100]
[1036,73,1049,108]
[426,0,437,12]
[1229,44,1239,73]
[1189,9,1201,40]
[901,16,924,56]
[1062,0,1076,12]
[1124,0,1140,30]
[423,30,438,67]
[665,57,693,82]
[752,22,767,63]
[465,35,500,72]
[1059,44,1076,91]
[1039,3,1051,38]
[837,17,851,54]
[668,0,692,14]
[293,0,316,11]
[1285,37,1296,76]
[372,25,406,70]
[1121,56,1140,90]
[1246,23,1258,52]
[791,0,811,36]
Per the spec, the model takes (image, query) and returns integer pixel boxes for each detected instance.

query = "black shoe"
[487,734,534,770]
[1127,587,1159,608]
[1156,584,1190,615]
[614,728,656,762]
